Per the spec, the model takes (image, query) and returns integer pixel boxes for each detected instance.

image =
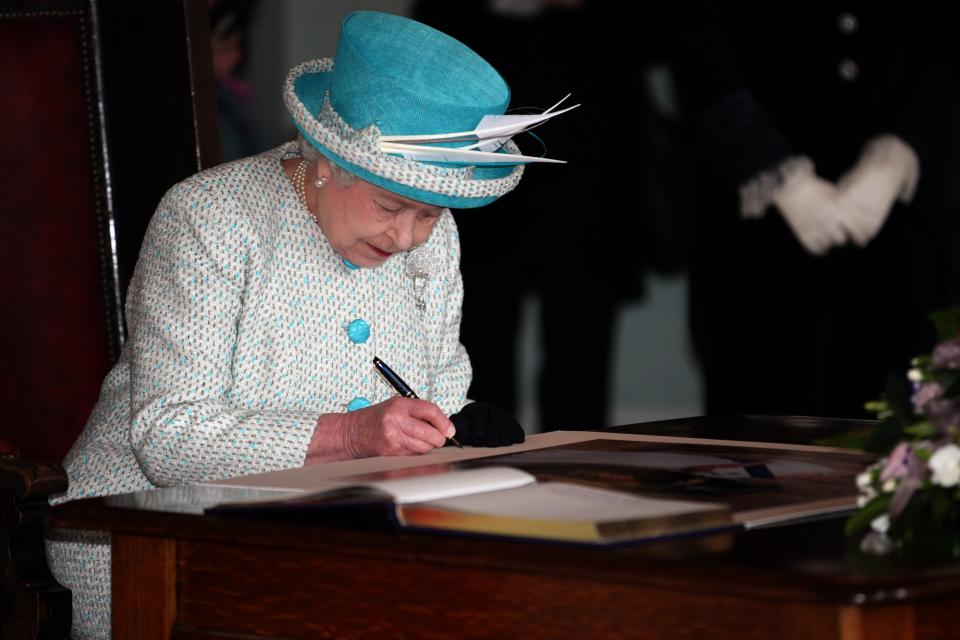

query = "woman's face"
[314,165,444,268]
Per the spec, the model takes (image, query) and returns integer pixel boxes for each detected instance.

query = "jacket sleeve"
[668,0,794,188]
[125,181,318,487]
[423,211,472,417]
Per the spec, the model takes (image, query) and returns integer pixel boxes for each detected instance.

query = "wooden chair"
[0,0,220,636]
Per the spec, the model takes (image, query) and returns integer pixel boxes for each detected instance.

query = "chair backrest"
[0,1,220,637]
[0,3,122,466]
[0,0,221,464]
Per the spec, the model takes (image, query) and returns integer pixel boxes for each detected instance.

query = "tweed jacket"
[60,142,470,500]
[47,143,471,637]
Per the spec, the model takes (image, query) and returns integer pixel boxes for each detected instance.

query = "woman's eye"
[377,202,402,214]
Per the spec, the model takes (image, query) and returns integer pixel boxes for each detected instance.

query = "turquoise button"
[347,319,370,344]
[342,258,360,270]
[347,397,370,412]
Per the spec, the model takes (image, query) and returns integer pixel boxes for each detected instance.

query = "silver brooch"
[404,244,440,310]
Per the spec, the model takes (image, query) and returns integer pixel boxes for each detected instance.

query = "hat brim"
[285,60,524,209]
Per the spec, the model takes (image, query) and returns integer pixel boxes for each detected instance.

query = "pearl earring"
[315,175,329,189]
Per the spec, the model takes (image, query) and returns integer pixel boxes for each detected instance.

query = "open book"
[200,431,873,544]
[206,466,734,545]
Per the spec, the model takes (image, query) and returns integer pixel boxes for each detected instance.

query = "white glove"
[837,135,919,247]
[771,171,853,255]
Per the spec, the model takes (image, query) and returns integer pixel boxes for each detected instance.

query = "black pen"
[373,356,463,448]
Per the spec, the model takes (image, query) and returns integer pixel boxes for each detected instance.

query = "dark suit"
[670,1,960,416]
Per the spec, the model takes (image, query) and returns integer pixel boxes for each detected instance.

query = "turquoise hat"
[283,11,526,209]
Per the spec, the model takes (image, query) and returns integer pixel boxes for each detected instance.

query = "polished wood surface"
[113,535,176,640]
[51,417,960,639]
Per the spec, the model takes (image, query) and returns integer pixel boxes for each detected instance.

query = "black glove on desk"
[448,401,525,447]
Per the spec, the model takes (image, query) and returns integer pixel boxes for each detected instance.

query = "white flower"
[856,471,873,491]
[908,368,923,382]
[929,443,960,487]
[860,531,894,555]
[882,478,898,492]
[871,514,891,534]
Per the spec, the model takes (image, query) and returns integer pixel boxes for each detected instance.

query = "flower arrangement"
[847,307,960,557]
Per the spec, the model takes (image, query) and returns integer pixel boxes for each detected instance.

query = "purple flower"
[924,398,960,435]
[876,442,929,520]
[932,338,960,370]
[889,448,930,519]
[913,382,944,413]
[880,442,912,482]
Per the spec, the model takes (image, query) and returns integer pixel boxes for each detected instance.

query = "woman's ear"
[313,157,330,181]
[313,158,332,190]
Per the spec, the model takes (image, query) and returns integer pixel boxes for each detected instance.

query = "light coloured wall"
[247,0,413,148]
[518,275,702,432]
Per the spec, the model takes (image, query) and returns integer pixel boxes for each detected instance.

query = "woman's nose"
[388,213,416,250]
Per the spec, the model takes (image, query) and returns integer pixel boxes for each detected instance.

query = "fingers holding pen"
[406,399,456,443]
[371,356,461,448]
[349,397,453,457]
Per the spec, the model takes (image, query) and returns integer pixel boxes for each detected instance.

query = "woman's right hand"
[305,397,456,464]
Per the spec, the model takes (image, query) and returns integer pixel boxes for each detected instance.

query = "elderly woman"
[47,11,563,638]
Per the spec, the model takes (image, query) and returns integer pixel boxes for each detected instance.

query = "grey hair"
[296,134,357,187]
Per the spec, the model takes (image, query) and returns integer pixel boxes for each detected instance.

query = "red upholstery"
[0,0,221,466]
[0,14,117,464]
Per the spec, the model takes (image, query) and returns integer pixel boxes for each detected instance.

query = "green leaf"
[905,421,938,439]
[845,494,892,538]
[864,399,891,419]
[866,419,906,455]
[813,427,873,450]
[929,306,960,342]
[886,374,916,422]
[889,489,933,538]
[931,490,953,528]
[934,370,960,397]
[866,374,925,454]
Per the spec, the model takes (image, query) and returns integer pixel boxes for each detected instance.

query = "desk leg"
[112,534,176,640]
[839,604,915,640]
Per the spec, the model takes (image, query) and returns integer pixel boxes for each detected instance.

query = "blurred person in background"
[210,0,269,161]
[669,1,960,417]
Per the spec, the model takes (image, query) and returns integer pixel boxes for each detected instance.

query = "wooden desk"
[52,416,960,640]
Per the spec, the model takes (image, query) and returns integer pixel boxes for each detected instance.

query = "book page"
[420,482,725,522]
[363,466,535,504]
